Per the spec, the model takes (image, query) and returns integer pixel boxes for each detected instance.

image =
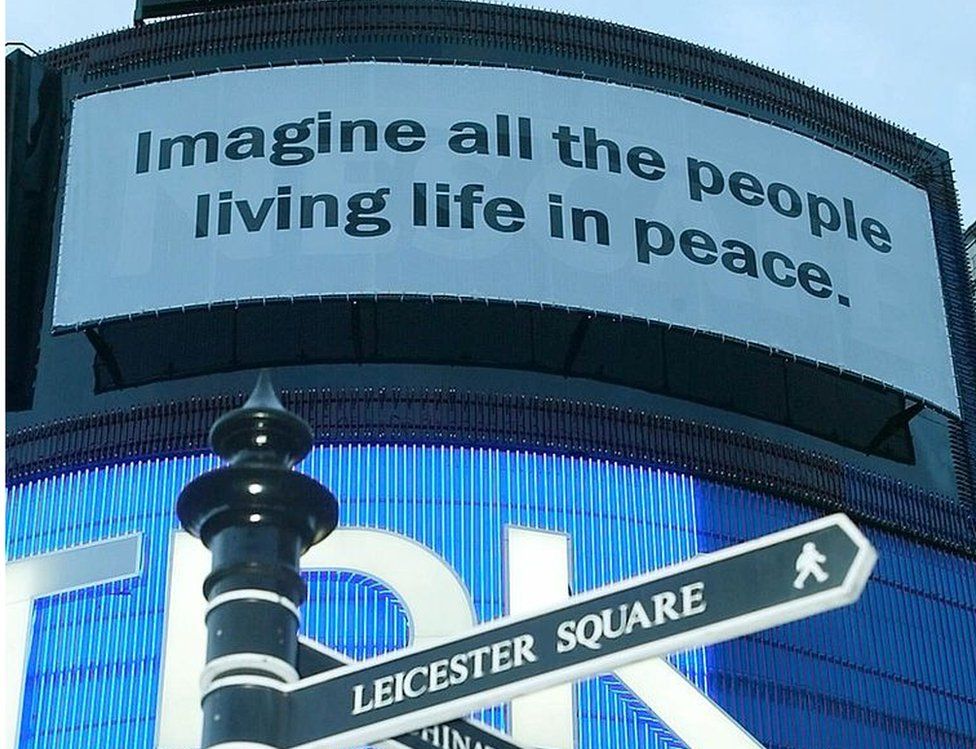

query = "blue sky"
[6,0,975,225]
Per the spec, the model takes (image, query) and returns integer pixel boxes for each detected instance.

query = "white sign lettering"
[555,581,707,653]
[352,635,538,716]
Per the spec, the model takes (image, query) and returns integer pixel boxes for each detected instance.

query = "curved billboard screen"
[54,63,958,412]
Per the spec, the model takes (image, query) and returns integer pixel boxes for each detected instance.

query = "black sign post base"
[177,372,339,747]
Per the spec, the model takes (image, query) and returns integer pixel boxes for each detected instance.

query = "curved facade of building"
[6,2,976,749]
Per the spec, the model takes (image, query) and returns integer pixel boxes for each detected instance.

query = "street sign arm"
[204,514,875,749]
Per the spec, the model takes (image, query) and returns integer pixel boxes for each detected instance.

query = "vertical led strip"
[6,446,704,749]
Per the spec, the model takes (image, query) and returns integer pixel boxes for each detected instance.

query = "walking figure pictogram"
[793,542,829,589]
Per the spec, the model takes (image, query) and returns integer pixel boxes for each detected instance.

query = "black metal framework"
[134,0,257,22]
[85,299,917,463]
[7,386,973,557]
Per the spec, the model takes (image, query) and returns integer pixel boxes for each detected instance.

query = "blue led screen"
[697,486,976,749]
[6,445,976,749]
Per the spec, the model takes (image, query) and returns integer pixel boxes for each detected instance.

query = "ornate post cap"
[210,369,314,468]
[177,371,339,550]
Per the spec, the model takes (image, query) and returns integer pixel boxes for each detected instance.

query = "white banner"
[55,63,958,413]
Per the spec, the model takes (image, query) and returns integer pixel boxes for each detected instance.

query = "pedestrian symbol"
[793,542,829,589]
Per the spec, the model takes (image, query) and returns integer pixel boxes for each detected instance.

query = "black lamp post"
[177,372,338,747]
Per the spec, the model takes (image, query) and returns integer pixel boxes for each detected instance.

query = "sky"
[5,0,975,225]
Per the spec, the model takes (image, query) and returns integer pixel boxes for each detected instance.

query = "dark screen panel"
[5,52,62,411]
[85,299,913,461]
[135,0,251,21]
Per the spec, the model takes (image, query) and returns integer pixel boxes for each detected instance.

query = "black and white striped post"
[177,372,339,747]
